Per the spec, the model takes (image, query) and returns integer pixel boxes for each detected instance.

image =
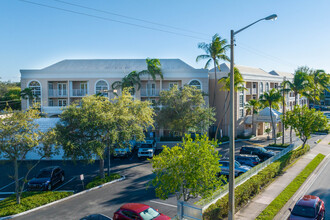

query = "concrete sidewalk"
[235,134,330,220]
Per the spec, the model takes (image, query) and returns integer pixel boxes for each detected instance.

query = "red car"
[113,203,171,220]
[289,195,325,220]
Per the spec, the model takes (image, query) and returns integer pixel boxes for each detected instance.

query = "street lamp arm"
[234,14,277,35]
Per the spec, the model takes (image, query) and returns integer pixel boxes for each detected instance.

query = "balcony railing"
[71,89,88,97]
[252,88,257,94]
[48,89,68,97]
[42,106,63,114]
[246,88,251,95]
[140,89,160,97]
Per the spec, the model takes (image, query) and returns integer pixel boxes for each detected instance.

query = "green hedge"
[268,143,290,148]
[203,145,310,220]
[236,134,253,140]
[256,153,325,220]
[0,191,73,217]
[86,173,121,189]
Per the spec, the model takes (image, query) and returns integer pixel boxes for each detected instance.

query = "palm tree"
[245,99,261,136]
[279,80,291,144]
[20,88,34,100]
[309,69,330,107]
[214,67,245,140]
[112,71,141,95]
[284,66,311,143]
[196,34,230,107]
[139,58,163,96]
[259,88,282,144]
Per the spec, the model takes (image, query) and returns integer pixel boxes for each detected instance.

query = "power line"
[52,0,209,37]
[18,0,208,41]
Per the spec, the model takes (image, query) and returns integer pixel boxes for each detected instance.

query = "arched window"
[265,82,269,92]
[260,82,264,94]
[28,81,41,105]
[95,80,109,97]
[189,80,201,90]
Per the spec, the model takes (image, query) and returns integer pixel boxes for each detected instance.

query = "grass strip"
[0,191,73,217]
[86,173,121,189]
[203,145,310,220]
[256,153,325,220]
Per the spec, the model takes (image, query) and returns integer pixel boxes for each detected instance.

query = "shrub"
[219,136,229,142]
[203,145,310,220]
[276,132,282,138]
[86,173,121,189]
[0,191,72,217]
[268,143,290,148]
[236,134,253,140]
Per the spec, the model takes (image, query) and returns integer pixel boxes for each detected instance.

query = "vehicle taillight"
[114,214,118,219]
[253,162,258,164]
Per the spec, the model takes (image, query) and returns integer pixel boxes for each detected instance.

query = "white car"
[138,140,156,158]
[113,147,131,158]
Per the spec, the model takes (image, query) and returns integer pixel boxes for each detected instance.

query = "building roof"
[269,70,294,79]
[210,63,290,81]
[21,59,208,79]
[255,107,282,123]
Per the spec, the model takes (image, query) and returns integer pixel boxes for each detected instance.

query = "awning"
[255,107,282,123]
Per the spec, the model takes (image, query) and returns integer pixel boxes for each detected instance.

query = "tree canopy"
[150,134,222,201]
[55,89,155,177]
[156,85,215,136]
[283,105,329,148]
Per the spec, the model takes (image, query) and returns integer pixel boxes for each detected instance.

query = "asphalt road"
[305,158,330,219]
[6,132,327,219]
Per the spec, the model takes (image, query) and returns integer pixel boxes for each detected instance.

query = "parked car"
[288,195,325,220]
[113,203,170,220]
[113,146,132,158]
[235,154,260,167]
[27,166,64,191]
[239,146,275,161]
[138,139,156,159]
[218,160,251,177]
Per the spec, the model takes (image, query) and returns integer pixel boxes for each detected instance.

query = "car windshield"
[291,205,316,218]
[235,161,241,168]
[36,170,51,178]
[141,144,152,148]
[139,208,160,220]
[259,148,267,153]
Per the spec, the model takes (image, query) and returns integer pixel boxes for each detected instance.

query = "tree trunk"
[14,159,20,204]
[107,145,111,177]
[252,108,256,136]
[212,60,217,107]
[269,105,277,144]
[99,158,104,178]
[215,92,229,141]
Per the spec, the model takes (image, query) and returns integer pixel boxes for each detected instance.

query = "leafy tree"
[196,34,230,107]
[0,107,57,204]
[156,85,215,136]
[283,105,329,148]
[259,89,282,144]
[150,134,222,201]
[278,81,291,144]
[139,58,163,97]
[215,67,245,140]
[245,99,261,136]
[55,89,154,178]
[111,71,141,95]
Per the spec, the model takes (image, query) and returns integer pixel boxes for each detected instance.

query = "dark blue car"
[28,166,65,191]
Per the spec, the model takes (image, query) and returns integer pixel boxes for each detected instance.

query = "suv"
[289,195,325,219]
[28,166,65,191]
[138,140,156,158]
[240,146,275,161]
[218,160,251,177]
[236,154,260,167]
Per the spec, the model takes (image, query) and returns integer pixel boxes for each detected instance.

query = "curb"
[0,176,126,220]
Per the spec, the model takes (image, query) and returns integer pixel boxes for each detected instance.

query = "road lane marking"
[149,200,177,208]
[0,177,23,191]
[53,177,76,191]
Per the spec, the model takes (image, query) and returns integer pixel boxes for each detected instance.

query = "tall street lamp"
[228,14,277,220]
[100,89,117,177]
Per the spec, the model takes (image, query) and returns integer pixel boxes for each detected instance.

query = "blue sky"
[1,0,329,81]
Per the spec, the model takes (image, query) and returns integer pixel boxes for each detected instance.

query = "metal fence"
[197,138,301,211]
[177,200,203,220]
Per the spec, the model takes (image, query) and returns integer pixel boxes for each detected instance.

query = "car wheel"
[61,175,65,182]
[47,184,52,191]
